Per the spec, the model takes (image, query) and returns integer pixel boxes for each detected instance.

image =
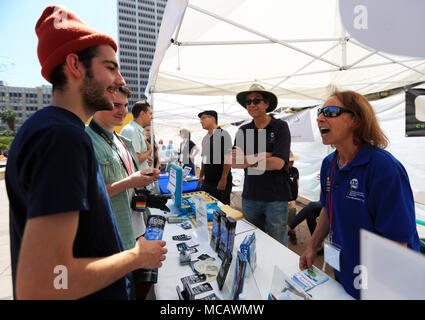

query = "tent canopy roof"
[146,0,425,127]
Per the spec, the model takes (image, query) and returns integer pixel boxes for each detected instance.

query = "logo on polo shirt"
[326,176,331,193]
[346,177,365,202]
[269,131,275,143]
[350,178,359,189]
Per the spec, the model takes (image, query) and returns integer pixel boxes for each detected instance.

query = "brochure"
[291,266,329,291]
[268,266,310,301]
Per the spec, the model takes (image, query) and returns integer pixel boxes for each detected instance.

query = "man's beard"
[80,69,114,114]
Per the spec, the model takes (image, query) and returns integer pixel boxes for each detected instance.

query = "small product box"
[181,274,214,300]
[144,215,166,240]
[231,250,248,300]
[240,232,256,271]
[210,210,225,252]
[167,215,185,224]
[218,216,236,260]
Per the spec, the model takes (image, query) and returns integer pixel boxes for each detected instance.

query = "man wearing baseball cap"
[5,6,167,299]
[197,110,233,204]
[232,84,292,247]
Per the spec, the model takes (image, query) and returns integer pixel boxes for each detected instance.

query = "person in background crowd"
[197,110,233,204]
[288,201,322,246]
[300,89,420,299]
[6,6,166,300]
[158,139,166,151]
[288,172,322,246]
[232,83,292,247]
[144,125,160,170]
[287,151,300,230]
[120,101,153,172]
[178,128,200,175]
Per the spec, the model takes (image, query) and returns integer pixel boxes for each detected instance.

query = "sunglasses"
[244,98,264,106]
[317,106,354,118]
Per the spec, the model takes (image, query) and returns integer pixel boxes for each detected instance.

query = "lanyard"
[116,137,134,175]
[89,120,138,177]
[328,146,360,242]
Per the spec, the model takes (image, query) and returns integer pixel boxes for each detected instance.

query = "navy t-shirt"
[234,117,292,202]
[6,106,133,300]
[201,128,233,185]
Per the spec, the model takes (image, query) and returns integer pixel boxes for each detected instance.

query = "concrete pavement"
[0,179,12,300]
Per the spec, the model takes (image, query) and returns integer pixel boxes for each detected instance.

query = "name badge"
[324,240,341,272]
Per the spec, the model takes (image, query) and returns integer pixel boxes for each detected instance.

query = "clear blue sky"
[0,0,117,88]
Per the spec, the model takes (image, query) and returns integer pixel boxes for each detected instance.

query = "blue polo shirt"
[320,143,420,299]
[6,106,134,300]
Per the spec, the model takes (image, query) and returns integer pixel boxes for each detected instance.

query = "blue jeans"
[242,198,289,247]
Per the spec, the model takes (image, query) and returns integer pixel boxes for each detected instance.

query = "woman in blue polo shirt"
[300,90,420,299]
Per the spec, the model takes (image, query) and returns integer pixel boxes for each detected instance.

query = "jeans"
[288,201,322,235]
[242,198,289,247]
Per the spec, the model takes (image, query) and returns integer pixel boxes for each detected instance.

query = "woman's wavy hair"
[332,90,388,149]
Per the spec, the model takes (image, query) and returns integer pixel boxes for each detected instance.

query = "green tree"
[1,108,17,131]
[0,136,13,150]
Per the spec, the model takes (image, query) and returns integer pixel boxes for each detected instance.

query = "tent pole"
[347,51,378,68]
[271,42,341,90]
[355,61,425,92]
[157,71,237,94]
[263,80,324,101]
[340,18,348,70]
[348,59,422,71]
[187,4,341,69]
[178,38,342,46]
[351,40,425,76]
[173,1,189,43]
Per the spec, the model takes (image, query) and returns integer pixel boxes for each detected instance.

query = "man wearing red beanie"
[5,6,167,300]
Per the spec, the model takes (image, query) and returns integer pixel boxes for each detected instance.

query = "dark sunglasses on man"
[244,98,264,106]
[317,106,354,118]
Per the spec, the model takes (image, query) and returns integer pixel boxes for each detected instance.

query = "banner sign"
[406,89,425,137]
[278,108,315,143]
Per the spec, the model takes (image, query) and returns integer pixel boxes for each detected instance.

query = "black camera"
[131,188,172,212]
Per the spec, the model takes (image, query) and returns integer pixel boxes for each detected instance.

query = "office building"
[0,81,52,131]
[117,0,167,108]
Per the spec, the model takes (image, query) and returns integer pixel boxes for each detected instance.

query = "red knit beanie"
[35,5,118,83]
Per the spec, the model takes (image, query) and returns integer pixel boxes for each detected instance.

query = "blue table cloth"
[157,173,200,194]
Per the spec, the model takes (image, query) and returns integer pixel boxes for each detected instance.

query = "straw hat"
[289,151,300,161]
[236,83,278,113]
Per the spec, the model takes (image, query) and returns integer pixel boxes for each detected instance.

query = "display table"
[157,172,199,195]
[152,200,353,300]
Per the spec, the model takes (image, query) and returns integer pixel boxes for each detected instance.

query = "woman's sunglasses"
[244,98,264,106]
[317,106,354,118]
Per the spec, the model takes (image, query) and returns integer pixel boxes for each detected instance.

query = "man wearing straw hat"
[232,84,292,246]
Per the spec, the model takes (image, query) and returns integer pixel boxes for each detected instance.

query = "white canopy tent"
[146,0,425,102]
[145,0,425,221]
